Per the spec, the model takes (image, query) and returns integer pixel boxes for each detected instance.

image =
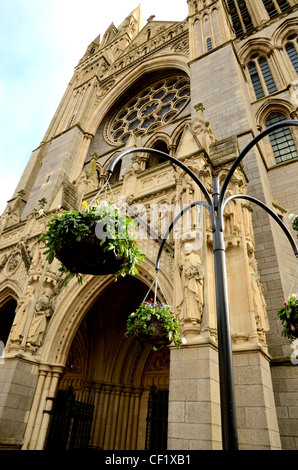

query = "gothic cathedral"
[0,0,298,450]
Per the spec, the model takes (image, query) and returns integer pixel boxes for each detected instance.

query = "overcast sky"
[0,0,188,214]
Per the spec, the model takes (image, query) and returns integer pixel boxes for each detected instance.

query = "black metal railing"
[145,386,169,450]
[45,387,95,450]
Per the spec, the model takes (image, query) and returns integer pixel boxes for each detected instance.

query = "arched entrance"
[0,297,17,345]
[46,275,170,450]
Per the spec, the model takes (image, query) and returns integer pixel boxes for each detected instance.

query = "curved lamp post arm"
[223,194,298,257]
[219,120,298,208]
[107,147,213,209]
[155,201,213,273]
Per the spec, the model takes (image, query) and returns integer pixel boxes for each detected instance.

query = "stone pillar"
[0,357,39,449]
[233,348,282,450]
[35,366,63,450]
[167,342,222,450]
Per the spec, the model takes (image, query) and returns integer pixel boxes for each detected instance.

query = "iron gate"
[45,387,95,450]
[145,386,169,450]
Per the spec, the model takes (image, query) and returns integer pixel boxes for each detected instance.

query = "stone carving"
[248,252,269,336]
[0,190,25,230]
[192,104,216,153]
[73,156,99,193]
[176,242,204,336]
[6,250,22,276]
[29,242,43,274]
[10,284,35,348]
[26,280,64,350]
[0,255,8,272]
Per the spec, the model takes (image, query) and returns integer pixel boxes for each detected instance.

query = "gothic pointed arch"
[271,17,298,48]
[255,97,296,129]
[0,286,18,346]
[238,37,273,65]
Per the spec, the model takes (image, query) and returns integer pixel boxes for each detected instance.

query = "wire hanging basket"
[54,222,127,275]
[41,181,145,283]
[125,275,184,351]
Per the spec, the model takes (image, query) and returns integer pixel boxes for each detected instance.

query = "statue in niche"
[248,252,269,336]
[10,284,35,347]
[26,280,63,350]
[29,243,42,274]
[192,103,216,154]
[177,241,204,326]
[26,288,54,349]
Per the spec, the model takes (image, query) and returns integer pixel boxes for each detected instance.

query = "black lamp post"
[107,120,298,450]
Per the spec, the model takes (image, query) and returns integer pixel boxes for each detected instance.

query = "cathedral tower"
[0,1,297,450]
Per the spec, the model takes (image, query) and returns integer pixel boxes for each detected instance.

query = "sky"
[0,0,188,214]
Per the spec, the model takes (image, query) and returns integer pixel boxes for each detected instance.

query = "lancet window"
[265,112,298,163]
[248,55,277,99]
[285,35,298,73]
[262,0,291,19]
[225,0,254,37]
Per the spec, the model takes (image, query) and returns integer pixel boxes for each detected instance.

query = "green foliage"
[293,215,298,234]
[277,294,298,342]
[40,201,145,285]
[125,300,183,350]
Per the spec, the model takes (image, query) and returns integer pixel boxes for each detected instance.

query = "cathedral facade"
[0,0,298,450]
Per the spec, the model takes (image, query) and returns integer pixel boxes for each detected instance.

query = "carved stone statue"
[26,279,64,350]
[26,288,55,349]
[10,284,35,347]
[249,254,269,334]
[178,242,204,325]
[192,103,216,153]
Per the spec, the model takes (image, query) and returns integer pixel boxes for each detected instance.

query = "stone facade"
[0,1,298,450]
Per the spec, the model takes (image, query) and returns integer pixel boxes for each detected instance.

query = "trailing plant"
[125,299,184,351]
[289,213,298,235]
[40,201,145,285]
[278,293,298,342]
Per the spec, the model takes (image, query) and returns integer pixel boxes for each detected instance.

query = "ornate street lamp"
[107,120,298,450]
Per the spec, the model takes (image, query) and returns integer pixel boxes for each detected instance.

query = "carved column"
[27,366,52,450]
[90,383,103,447]
[99,384,112,449]
[120,387,133,449]
[36,366,64,450]
[22,365,49,450]
[109,385,123,449]
[131,388,143,450]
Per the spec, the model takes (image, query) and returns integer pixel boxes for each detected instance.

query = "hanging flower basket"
[125,300,183,351]
[278,294,298,341]
[54,222,127,275]
[41,201,145,284]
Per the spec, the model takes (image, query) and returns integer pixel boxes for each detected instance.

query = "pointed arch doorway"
[46,275,170,450]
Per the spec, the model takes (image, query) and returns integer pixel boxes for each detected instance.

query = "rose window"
[105,76,190,145]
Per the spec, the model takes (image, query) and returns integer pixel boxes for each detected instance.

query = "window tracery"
[105,76,190,145]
